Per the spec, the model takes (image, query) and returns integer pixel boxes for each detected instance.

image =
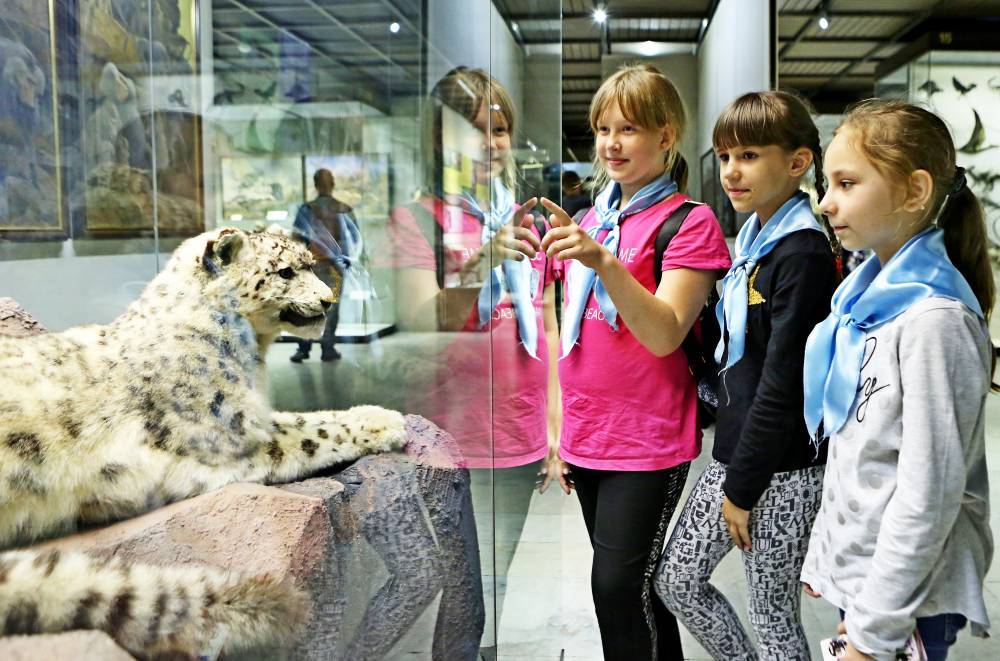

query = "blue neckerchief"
[560,172,678,358]
[715,191,823,373]
[803,227,983,448]
[464,180,540,358]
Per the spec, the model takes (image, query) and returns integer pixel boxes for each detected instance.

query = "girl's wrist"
[594,248,617,275]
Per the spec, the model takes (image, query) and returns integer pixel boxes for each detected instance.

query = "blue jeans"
[916,613,967,661]
[839,611,967,661]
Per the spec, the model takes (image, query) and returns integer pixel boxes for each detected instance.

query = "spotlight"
[512,21,520,33]
[593,7,607,24]
[817,0,831,31]
[389,21,400,33]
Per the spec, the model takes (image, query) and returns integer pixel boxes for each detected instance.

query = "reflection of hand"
[539,197,607,270]
[722,496,751,551]
[538,447,573,494]
[460,198,541,281]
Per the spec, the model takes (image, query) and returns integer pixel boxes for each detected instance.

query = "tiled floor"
[268,334,1000,660]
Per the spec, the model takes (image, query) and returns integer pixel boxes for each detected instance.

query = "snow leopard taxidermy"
[0,226,406,657]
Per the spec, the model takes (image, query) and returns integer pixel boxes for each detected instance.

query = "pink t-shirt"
[558,194,732,471]
[388,198,557,468]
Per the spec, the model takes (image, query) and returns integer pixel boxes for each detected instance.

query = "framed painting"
[220,156,304,229]
[78,0,203,236]
[303,153,390,220]
[0,0,64,235]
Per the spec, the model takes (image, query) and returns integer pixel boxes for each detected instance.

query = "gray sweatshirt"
[800,297,993,660]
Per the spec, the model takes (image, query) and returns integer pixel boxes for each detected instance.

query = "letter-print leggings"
[654,461,824,661]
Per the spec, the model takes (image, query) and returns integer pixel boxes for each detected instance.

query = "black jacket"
[713,229,838,510]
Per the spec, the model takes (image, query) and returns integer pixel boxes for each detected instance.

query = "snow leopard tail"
[0,549,307,657]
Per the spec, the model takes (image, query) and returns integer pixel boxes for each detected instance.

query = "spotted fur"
[0,227,407,657]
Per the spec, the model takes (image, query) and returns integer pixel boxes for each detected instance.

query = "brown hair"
[425,66,517,191]
[839,99,996,385]
[713,90,840,258]
[588,63,688,192]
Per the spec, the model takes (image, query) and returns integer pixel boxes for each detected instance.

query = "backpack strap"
[650,200,717,380]
[653,201,700,286]
[571,207,592,224]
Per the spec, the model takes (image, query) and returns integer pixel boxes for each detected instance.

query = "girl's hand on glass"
[460,199,540,283]
[496,197,541,261]
[538,197,606,270]
[722,496,752,551]
[538,448,572,494]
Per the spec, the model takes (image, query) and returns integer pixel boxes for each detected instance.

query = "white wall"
[696,0,771,157]
[427,0,525,114]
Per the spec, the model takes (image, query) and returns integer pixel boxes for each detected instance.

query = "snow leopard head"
[199,227,336,339]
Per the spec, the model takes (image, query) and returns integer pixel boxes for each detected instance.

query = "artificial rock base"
[17,415,484,661]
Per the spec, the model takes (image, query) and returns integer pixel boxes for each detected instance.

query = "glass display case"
[0,0,563,657]
[876,49,1000,250]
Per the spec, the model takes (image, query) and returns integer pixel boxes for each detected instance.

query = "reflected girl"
[386,66,561,653]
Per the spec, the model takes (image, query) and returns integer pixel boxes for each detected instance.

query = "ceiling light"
[389,21,400,33]
[593,8,608,24]
[701,18,708,31]
[817,0,831,31]
[512,21,520,33]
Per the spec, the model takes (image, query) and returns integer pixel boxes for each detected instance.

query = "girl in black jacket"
[655,91,838,660]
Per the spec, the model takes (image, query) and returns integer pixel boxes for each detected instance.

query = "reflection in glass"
[386,65,561,653]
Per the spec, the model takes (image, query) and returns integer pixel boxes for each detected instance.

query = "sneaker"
[290,348,310,363]
[320,348,341,361]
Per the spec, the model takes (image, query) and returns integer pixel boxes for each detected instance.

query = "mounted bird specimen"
[953,76,977,95]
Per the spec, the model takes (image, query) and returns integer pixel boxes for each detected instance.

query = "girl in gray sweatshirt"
[800,101,994,661]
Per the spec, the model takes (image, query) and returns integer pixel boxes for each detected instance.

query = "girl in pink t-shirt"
[538,64,731,661]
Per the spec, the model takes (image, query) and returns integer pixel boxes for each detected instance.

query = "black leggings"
[571,462,691,661]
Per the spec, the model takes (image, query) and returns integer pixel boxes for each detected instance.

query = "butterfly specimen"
[958,109,997,154]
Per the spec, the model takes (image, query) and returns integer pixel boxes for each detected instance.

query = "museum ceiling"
[209,0,1000,160]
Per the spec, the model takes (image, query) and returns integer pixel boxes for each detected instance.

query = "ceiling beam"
[783,56,884,63]
[809,4,942,97]
[509,11,705,21]
[224,0,412,81]
[777,2,820,59]
[780,10,913,18]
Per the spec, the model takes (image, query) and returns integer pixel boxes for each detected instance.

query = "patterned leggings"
[654,461,824,661]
